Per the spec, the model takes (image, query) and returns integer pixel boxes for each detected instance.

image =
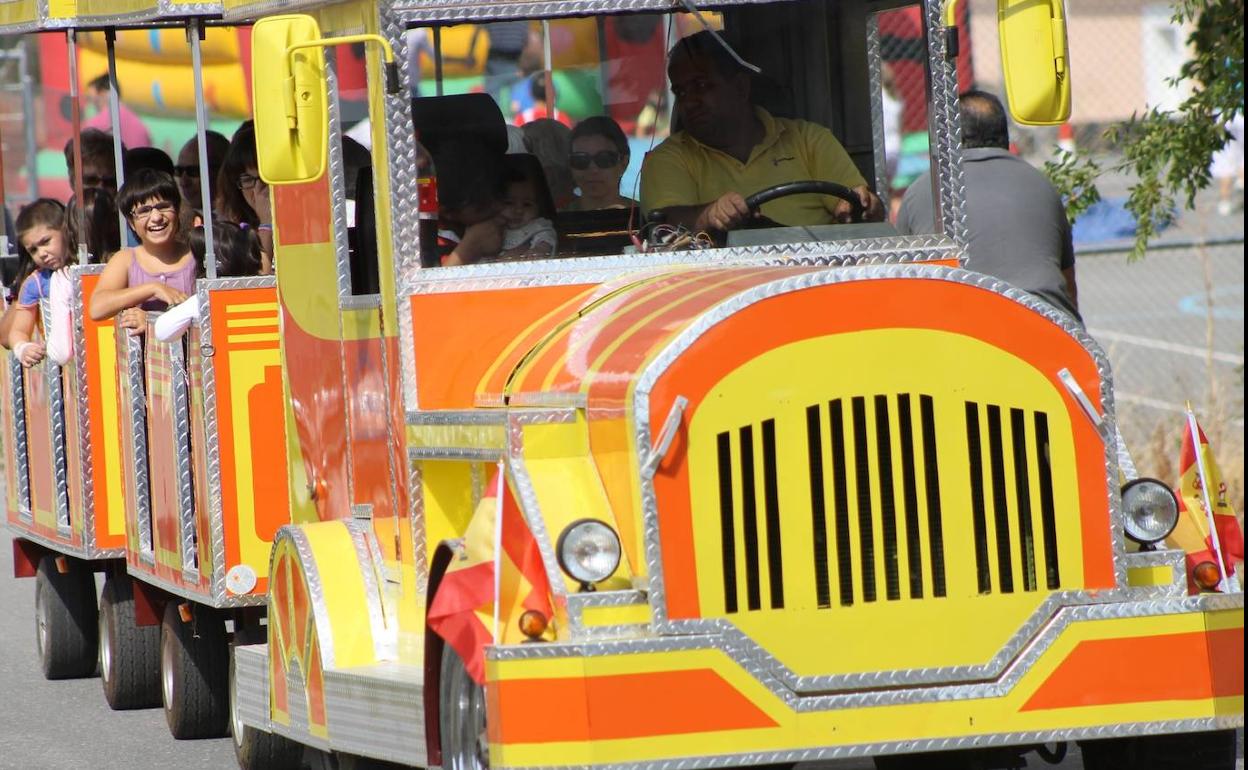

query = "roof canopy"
[0,0,222,34]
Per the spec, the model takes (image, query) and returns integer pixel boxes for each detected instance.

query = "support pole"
[106,28,128,257]
[189,20,217,278]
[66,30,87,263]
[432,27,444,97]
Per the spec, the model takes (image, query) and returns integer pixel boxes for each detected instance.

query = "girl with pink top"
[89,169,197,332]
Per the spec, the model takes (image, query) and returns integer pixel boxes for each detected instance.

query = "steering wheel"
[743,180,865,223]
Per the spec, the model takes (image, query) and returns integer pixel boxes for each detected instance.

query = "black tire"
[873,753,969,770]
[98,573,161,709]
[161,601,230,739]
[230,647,304,770]
[34,554,99,679]
[439,643,489,770]
[1079,729,1238,770]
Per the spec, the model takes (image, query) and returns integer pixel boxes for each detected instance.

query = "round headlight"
[1121,478,1180,545]
[556,519,621,586]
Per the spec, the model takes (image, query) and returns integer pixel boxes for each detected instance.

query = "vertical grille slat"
[806,405,832,609]
[761,420,785,609]
[851,397,877,603]
[1034,413,1061,589]
[829,399,854,606]
[716,431,738,613]
[986,405,1015,594]
[919,395,947,598]
[897,395,924,599]
[964,402,992,594]
[873,395,901,601]
[739,426,762,612]
[1010,408,1038,592]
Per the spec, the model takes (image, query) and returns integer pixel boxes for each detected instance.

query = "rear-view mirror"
[998,0,1072,126]
[251,14,328,184]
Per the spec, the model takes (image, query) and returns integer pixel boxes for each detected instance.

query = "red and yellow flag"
[427,466,553,683]
[1170,414,1244,588]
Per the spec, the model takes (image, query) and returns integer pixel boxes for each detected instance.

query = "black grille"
[713,393,1061,614]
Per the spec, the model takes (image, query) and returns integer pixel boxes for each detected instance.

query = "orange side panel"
[2,356,19,517]
[647,278,1110,618]
[145,341,182,571]
[273,177,331,246]
[81,274,123,550]
[493,669,777,744]
[1022,627,1245,710]
[409,284,596,409]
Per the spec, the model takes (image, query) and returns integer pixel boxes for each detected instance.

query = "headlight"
[1121,478,1180,545]
[556,519,621,586]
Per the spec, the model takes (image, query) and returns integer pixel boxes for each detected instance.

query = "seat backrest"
[351,165,379,295]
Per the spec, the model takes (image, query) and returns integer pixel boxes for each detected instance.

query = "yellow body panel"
[687,329,1082,676]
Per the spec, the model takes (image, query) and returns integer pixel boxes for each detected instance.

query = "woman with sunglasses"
[88,169,197,334]
[565,116,636,212]
[216,122,274,273]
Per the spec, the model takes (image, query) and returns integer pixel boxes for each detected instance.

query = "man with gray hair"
[896,90,1079,320]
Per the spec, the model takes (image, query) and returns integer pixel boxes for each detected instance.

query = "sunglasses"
[569,151,622,171]
[173,165,200,178]
[237,173,265,191]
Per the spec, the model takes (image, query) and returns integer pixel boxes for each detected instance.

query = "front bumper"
[485,596,1244,769]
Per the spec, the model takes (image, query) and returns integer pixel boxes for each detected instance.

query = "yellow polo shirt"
[639,108,866,226]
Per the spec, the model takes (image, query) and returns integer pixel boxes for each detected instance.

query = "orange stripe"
[273,177,331,246]
[493,669,776,743]
[1022,627,1244,711]
[647,278,1111,618]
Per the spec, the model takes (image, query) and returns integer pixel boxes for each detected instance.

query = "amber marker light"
[1193,561,1222,591]
[519,610,549,641]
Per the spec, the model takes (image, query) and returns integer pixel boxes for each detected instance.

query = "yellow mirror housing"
[251,14,328,184]
[997,0,1072,126]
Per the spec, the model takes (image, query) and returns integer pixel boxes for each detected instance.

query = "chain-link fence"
[877,0,1245,504]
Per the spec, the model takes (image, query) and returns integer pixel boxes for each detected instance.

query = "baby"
[498,157,557,260]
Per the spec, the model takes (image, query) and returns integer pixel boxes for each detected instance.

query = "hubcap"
[161,628,176,710]
[445,652,489,770]
[99,605,112,685]
[230,662,245,746]
[35,585,48,657]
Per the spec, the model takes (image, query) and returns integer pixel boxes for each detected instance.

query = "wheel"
[34,554,99,679]
[1079,729,1238,770]
[99,573,161,709]
[230,646,304,770]
[439,643,489,770]
[873,753,969,770]
[161,601,230,739]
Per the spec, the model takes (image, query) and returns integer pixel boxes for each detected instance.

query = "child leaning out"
[7,199,75,367]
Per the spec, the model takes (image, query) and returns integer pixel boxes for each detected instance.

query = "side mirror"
[251,14,328,184]
[998,0,1072,126]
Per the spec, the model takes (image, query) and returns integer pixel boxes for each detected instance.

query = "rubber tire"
[34,554,99,679]
[230,648,304,770]
[161,601,230,739]
[1079,729,1238,770]
[98,573,161,709]
[439,643,490,770]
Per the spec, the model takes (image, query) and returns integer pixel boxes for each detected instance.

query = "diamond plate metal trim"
[402,238,959,295]
[324,50,354,302]
[566,589,649,640]
[119,323,154,563]
[10,355,31,522]
[232,643,271,732]
[345,519,395,661]
[866,14,889,212]
[3,520,91,561]
[1124,548,1186,599]
[275,525,338,668]
[408,461,428,597]
[506,418,571,609]
[128,556,266,608]
[1115,428,1139,480]
[168,335,199,580]
[195,284,229,602]
[393,0,788,23]
[66,265,115,557]
[630,265,1129,692]
[408,446,503,462]
[40,299,72,535]
[924,0,967,251]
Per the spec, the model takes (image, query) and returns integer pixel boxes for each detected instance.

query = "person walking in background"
[1211,113,1244,217]
[482,21,532,106]
[82,73,152,150]
[896,90,1080,320]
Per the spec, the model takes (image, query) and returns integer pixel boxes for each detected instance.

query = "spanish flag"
[427,465,554,683]
[1169,410,1244,590]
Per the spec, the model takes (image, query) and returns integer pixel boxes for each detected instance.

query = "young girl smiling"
[89,168,197,332]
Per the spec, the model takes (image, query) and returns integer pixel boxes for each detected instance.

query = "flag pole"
[492,462,505,643]
[1185,402,1231,592]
